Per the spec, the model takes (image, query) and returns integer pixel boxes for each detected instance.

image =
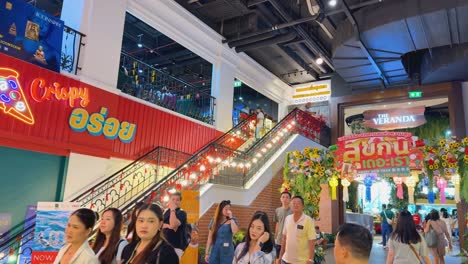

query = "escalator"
[0,109,326,262]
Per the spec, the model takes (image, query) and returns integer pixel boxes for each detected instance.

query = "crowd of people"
[53,190,377,264]
[380,204,457,264]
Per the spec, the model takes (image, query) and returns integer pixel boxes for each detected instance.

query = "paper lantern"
[405,176,416,204]
[436,177,448,204]
[341,178,351,202]
[451,174,461,203]
[393,177,404,199]
[364,176,373,202]
[329,177,339,200]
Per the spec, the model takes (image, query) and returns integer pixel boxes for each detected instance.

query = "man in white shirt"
[276,196,316,264]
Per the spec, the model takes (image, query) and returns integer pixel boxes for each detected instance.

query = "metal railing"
[61,25,86,74]
[117,52,215,124]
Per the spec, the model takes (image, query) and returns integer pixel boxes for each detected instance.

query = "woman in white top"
[53,208,99,264]
[233,211,275,264]
[92,208,128,264]
[386,210,431,264]
[440,208,453,244]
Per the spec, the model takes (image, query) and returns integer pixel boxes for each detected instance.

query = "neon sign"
[363,106,426,131]
[0,68,35,125]
[69,107,137,143]
[30,78,90,107]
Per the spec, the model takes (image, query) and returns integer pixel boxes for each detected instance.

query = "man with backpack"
[380,204,395,249]
[163,192,188,258]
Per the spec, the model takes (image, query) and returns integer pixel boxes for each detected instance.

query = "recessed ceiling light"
[316,57,324,65]
[328,0,337,7]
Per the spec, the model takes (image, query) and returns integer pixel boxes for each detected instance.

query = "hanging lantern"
[364,176,373,202]
[341,178,351,202]
[436,177,448,204]
[451,174,461,203]
[404,176,416,204]
[329,176,339,200]
[393,177,404,199]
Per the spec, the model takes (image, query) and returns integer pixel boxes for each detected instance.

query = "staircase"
[0,109,326,262]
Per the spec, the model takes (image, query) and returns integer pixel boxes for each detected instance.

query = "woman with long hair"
[440,208,453,245]
[425,209,452,264]
[205,200,239,263]
[121,204,179,264]
[233,211,275,263]
[92,208,128,264]
[126,201,145,243]
[53,208,99,264]
[386,210,431,264]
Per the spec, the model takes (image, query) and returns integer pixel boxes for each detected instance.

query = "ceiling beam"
[341,0,389,87]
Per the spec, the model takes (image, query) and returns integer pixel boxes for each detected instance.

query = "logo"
[9,23,16,36]
[0,68,35,125]
[5,1,12,10]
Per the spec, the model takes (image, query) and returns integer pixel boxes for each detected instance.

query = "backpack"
[180,222,192,250]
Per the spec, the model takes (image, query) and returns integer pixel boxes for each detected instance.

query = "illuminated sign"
[234,80,242,87]
[363,106,426,131]
[290,80,331,105]
[69,107,137,143]
[408,91,422,98]
[0,68,35,125]
[30,78,90,107]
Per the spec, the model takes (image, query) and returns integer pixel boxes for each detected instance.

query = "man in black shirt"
[163,192,187,258]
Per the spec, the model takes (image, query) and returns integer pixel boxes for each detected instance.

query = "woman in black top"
[121,204,179,264]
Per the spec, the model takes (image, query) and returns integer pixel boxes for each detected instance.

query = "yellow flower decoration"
[434,165,439,169]
[442,162,447,167]
[463,138,468,145]
[429,165,434,170]
[454,143,460,148]
[442,155,448,161]
[319,172,324,176]
[439,139,446,146]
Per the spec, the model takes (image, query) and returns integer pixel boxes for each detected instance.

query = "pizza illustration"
[0,68,35,125]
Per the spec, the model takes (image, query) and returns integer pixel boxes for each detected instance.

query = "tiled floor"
[323,235,467,264]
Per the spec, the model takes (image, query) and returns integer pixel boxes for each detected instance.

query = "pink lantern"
[393,177,404,199]
[436,177,448,204]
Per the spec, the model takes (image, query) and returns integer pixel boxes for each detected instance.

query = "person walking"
[424,209,452,264]
[92,208,128,264]
[205,200,239,263]
[386,210,431,264]
[276,196,316,264]
[380,204,395,249]
[53,209,99,264]
[255,108,264,139]
[233,211,275,263]
[163,192,188,258]
[272,191,292,258]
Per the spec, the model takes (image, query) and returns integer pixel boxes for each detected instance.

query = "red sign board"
[336,132,422,177]
[0,53,221,158]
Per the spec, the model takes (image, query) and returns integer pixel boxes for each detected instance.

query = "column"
[211,61,235,132]
[277,102,289,121]
[61,0,127,92]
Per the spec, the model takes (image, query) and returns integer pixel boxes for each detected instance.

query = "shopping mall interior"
[1,0,468,263]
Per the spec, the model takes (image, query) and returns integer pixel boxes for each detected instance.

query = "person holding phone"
[233,211,275,263]
[205,200,239,263]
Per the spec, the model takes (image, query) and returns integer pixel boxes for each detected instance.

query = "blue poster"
[0,0,64,72]
[17,205,37,264]
[0,214,11,264]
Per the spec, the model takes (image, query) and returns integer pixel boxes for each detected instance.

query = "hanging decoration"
[404,176,416,204]
[364,176,373,202]
[436,177,448,204]
[451,174,461,203]
[341,178,351,202]
[329,176,339,200]
[282,147,337,218]
[393,177,404,199]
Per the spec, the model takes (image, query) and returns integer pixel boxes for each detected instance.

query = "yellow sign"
[290,80,331,105]
[181,190,200,224]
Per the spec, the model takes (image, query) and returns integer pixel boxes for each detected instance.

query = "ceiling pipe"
[340,0,389,86]
[228,31,277,48]
[235,32,297,53]
[266,0,334,70]
[295,43,328,73]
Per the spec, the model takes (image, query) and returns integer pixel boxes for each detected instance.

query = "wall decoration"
[363,106,426,130]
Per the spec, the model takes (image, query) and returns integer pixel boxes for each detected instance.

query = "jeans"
[275,244,281,259]
[382,223,392,246]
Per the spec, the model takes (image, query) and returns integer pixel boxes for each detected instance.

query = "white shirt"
[233,242,275,264]
[53,242,99,264]
[282,213,316,264]
[256,112,264,127]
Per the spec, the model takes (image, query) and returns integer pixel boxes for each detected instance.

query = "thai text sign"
[363,106,426,131]
[290,80,331,105]
[336,132,422,177]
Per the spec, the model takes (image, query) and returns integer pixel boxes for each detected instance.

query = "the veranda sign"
[363,106,426,130]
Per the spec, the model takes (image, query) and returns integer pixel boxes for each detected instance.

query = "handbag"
[425,226,438,247]
[383,210,393,225]
[408,243,423,264]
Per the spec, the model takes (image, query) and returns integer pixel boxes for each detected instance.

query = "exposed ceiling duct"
[235,32,297,52]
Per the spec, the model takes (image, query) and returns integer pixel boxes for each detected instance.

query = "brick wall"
[198,170,283,246]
